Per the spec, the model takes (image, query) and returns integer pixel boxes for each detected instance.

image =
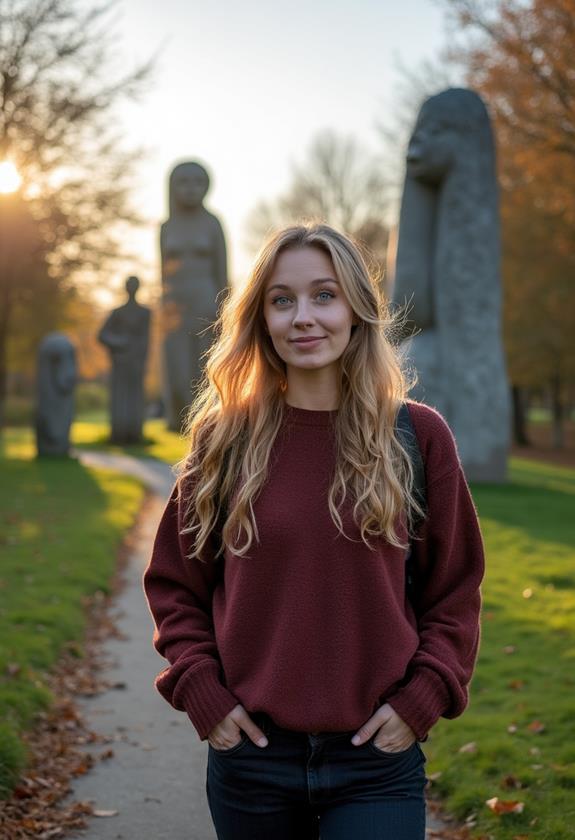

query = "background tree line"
[0,0,152,427]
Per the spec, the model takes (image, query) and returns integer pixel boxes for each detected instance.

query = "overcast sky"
[112,0,454,300]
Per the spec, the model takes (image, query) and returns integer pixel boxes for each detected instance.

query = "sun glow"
[0,161,22,194]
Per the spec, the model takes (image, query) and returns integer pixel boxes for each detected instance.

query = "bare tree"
[245,130,391,291]
[0,0,154,426]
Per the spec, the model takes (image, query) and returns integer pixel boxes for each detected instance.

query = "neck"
[285,370,341,411]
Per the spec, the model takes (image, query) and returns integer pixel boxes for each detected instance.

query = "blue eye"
[270,290,335,306]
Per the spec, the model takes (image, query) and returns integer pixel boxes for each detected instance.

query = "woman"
[144,223,485,839]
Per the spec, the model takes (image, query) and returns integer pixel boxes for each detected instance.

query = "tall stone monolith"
[35,333,77,457]
[392,88,510,481]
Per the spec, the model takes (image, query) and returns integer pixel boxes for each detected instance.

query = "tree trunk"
[0,274,12,432]
[511,385,530,446]
[549,371,564,449]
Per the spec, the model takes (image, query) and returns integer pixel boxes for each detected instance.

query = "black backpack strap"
[395,402,427,601]
[395,402,427,528]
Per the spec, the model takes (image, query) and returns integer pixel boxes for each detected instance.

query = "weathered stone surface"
[392,88,510,481]
[160,162,228,431]
[35,332,77,457]
[98,275,151,444]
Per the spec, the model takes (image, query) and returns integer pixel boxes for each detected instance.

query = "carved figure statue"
[35,333,77,457]
[98,275,151,443]
[160,161,228,431]
[392,88,510,482]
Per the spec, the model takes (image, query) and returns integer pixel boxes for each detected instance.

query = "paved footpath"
[69,450,447,839]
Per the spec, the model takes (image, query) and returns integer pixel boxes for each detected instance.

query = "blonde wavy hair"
[176,222,424,560]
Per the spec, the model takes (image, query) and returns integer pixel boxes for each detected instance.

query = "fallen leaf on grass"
[458,742,477,754]
[503,645,516,654]
[92,809,119,817]
[527,720,546,734]
[501,774,523,789]
[486,797,524,814]
[508,680,525,691]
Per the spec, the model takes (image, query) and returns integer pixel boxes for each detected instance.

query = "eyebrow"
[267,278,339,294]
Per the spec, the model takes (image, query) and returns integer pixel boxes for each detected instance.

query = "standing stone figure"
[160,161,228,431]
[35,333,77,457]
[98,276,151,444]
[392,88,510,482]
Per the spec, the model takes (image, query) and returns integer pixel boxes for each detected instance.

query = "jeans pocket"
[209,732,249,756]
[368,738,418,758]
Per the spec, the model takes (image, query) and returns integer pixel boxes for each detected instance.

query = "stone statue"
[391,88,510,482]
[160,161,228,431]
[35,333,77,457]
[98,276,151,444]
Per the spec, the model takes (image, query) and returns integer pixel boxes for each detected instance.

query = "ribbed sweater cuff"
[386,668,450,741]
[173,662,239,741]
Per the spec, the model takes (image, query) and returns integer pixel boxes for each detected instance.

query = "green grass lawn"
[0,414,188,466]
[426,457,575,838]
[0,443,145,796]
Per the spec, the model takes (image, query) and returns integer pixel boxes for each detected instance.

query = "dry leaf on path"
[92,809,119,817]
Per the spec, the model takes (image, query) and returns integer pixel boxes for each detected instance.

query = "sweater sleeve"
[143,483,239,740]
[386,411,485,741]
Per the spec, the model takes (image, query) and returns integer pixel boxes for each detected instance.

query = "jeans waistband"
[251,711,356,740]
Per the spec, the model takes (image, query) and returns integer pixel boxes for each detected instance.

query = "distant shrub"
[4,396,33,427]
[75,381,108,414]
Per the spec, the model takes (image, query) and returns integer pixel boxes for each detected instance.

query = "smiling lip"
[290,337,325,344]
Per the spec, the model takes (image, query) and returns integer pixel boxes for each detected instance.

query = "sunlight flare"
[0,161,22,194]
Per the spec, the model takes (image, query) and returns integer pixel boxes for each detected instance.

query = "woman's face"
[262,246,358,376]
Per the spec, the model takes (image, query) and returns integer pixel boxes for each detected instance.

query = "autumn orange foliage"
[446,0,575,436]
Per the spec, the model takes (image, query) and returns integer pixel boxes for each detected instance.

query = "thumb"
[351,707,391,746]
[235,708,268,748]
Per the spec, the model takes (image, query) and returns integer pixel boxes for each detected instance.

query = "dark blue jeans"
[206,711,427,839]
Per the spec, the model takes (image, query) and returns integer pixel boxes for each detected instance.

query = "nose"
[292,300,315,327]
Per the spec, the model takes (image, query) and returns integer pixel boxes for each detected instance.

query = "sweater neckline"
[283,402,339,427]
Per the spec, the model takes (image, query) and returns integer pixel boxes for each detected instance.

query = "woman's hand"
[351,703,416,752]
[207,703,268,750]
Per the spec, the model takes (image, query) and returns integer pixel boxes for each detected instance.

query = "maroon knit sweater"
[143,400,484,742]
